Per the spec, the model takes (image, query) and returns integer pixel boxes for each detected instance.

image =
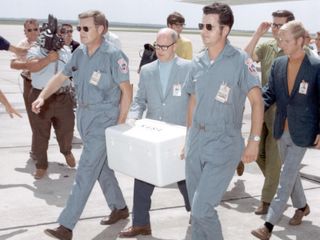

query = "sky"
[0,0,319,33]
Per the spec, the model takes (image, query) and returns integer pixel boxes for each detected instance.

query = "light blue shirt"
[28,46,71,89]
[159,59,174,96]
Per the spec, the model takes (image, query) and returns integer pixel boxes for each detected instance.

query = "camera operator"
[26,15,75,179]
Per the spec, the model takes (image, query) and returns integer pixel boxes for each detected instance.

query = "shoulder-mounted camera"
[38,14,64,51]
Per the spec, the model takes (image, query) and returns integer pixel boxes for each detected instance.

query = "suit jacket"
[129,56,191,126]
[263,54,320,147]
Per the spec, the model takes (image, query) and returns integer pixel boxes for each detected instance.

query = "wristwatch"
[248,135,261,142]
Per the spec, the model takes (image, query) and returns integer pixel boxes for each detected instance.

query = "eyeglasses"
[61,29,73,34]
[198,23,222,31]
[26,28,38,32]
[76,26,91,32]
[171,22,185,27]
[271,23,283,29]
[153,42,176,51]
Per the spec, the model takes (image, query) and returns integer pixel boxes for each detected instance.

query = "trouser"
[21,75,35,154]
[29,88,74,169]
[186,127,243,240]
[132,178,190,226]
[58,121,126,229]
[266,132,307,225]
[256,122,281,203]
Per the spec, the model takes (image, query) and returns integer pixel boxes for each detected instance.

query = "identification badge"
[299,80,308,95]
[215,82,230,103]
[89,71,101,86]
[173,83,182,96]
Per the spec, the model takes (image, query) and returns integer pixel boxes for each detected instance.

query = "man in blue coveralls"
[184,3,264,239]
[31,10,132,240]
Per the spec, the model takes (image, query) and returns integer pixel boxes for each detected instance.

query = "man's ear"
[222,25,230,37]
[97,25,104,35]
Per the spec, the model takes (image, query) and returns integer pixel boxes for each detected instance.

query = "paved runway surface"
[1,24,320,240]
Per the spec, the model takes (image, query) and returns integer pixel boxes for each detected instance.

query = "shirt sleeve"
[262,61,277,110]
[111,50,130,85]
[127,69,147,119]
[62,51,76,78]
[239,53,261,94]
[0,36,10,51]
[183,61,196,95]
[255,42,266,63]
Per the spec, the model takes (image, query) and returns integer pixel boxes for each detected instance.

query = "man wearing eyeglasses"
[184,3,263,239]
[244,10,295,216]
[59,23,80,53]
[32,10,131,240]
[119,27,191,238]
[10,18,40,161]
[167,11,193,60]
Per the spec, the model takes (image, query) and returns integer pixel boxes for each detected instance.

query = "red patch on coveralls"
[117,58,128,74]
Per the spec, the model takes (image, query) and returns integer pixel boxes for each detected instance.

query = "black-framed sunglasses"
[198,23,221,31]
[26,28,38,32]
[153,42,176,51]
[61,29,73,34]
[76,26,90,32]
[271,23,283,29]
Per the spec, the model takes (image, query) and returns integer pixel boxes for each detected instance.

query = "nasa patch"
[117,58,129,74]
[245,58,258,76]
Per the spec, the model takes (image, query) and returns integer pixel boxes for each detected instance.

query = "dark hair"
[78,10,107,34]
[272,10,295,22]
[106,19,109,29]
[203,2,234,30]
[167,12,185,25]
[61,23,72,28]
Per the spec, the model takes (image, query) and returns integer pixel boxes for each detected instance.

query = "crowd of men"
[1,2,320,240]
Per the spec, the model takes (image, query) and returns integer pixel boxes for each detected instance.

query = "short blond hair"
[280,20,306,41]
[78,10,107,34]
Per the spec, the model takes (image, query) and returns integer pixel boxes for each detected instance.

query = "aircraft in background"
[180,0,301,5]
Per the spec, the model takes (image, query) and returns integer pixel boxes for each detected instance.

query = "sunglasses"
[198,23,222,31]
[271,23,283,29]
[26,28,38,32]
[153,42,176,51]
[76,26,91,32]
[61,29,73,34]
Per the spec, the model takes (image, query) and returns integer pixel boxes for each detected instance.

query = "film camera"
[38,14,64,51]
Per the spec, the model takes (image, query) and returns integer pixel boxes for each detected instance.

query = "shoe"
[65,153,76,168]
[236,161,244,176]
[119,225,151,238]
[100,207,129,225]
[44,225,72,240]
[33,169,46,179]
[251,226,271,240]
[255,201,270,215]
[289,204,310,225]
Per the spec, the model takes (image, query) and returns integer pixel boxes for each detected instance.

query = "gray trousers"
[58,108,126,230]
[186,127,243,240]
[266,132,307,225]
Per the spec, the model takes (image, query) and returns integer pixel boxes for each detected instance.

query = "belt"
[192,121,220,132]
